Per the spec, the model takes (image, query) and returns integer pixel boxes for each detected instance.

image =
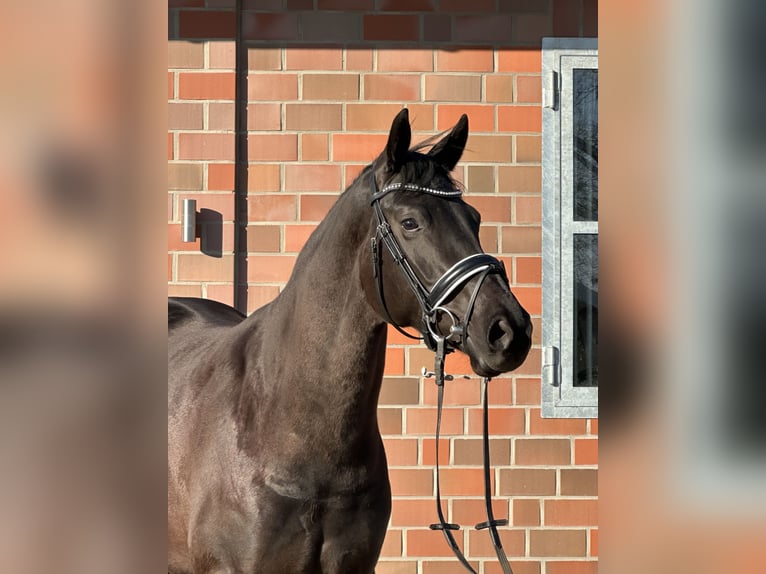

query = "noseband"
[369,173,515,574]
[369,174,507,352]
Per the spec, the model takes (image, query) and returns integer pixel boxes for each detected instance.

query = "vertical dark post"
[233,0,248,313]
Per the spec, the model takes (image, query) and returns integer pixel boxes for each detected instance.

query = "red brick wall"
[168,2,597,572]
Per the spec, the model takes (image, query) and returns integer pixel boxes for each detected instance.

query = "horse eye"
[401,218,419,231]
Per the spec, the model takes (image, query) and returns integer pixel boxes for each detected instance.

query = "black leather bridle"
[369,173,515,574]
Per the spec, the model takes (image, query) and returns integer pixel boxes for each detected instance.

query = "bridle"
[369,172,515,574]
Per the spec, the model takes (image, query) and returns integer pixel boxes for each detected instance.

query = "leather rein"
[369,173,514,574]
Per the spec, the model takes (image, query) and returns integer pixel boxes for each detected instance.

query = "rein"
[369,173,514,574]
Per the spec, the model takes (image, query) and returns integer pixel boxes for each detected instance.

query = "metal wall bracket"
[543,70,559,110]
[182,198,197,242]
[542,346,560,387]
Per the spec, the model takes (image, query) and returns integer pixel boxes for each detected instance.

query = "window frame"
[541,37,599,419]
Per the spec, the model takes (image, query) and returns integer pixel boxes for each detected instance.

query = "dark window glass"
[574,234,598,387]
[573,68,598,221]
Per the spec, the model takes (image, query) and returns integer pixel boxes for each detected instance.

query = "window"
[541,38,598,418]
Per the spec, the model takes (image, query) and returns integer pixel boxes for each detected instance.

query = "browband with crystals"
[371,181,463,203]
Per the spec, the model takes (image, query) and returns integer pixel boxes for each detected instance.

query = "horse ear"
[382,108,411,172]
[429,113,469,171]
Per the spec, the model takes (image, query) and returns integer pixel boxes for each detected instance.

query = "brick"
[420,438,450,466]
[501,226,541,253]
[422,561,480,574]
[590,419,598,436]
[300,134,329,161]
[178,133,235,161]
[454,15,514,43]
[248,73,298,101]
[498,165,541,194]
[438,105,494,132]
[247,164,281,193]
[379,0,435,10]
[461,135,512,163]
[465,196,512,223]
[168,72,174,99]
[246,286,281,314]
[453,438,510,465]
[206,102,234,131]
[347,103,405,131]
[497,49,541,73]
[375,562,416,574]
[544,499,598,527]
[283,224,316,252]
[516,136,543,163]
[247,194,296,222]
[515,379,541,405]
[436,48,493,72]
[384,347,405,375]
[529,408,587,435]
[380,529,402,557]
[388,469,432,496]
[423,14,452,42]
[560,469,598,496]
[510,286,541,316]
[424,75,481,102]
[208,42,235,69]
[169,0,203,6]
[168,284,202,298]
[590,529,598,556]
[529,529,587,557]
[364,74,420,101]
[516,75,541,103]
[406,530,457,558]
[168,41,204,68]
[284,165,341,193]
[344,164,368,187]
[574,438,598,465]
[513,13,551,44]
[498,469,556,496]
[378,407,403,435]
[242,12,299,41]
[285,47,342,70]
[379,377,420,405]
[583,0,598,36]
[247,255,296,283]
[553,0,581,36]
[440,0,496,12]
[408,347,472,378]
[247,47,282,71]
[176,254,233,282]
[515,256,542,284]
[514,196,541,224]
[332,134,388,162]
[301,14,363,44]
[302,74,359,100]
[248,134,297,161]
[451,499,508,526]
[467,407,525,435]
[318,0,373,9]
[421,376,480,406]
[285,103,342,131]
[405,408,463,435]
[498,105,542,133]
[498,0,549,11]
[468,529,524,558]
[205,285,235,307]
[486,562,541,574]
[247,103,281,131]
[513,498,540,526]
[547,562,598,574]
[377,49,433,72]
[346,47,373,71]
[515,438,571,465]
[390,499,434,527]
[299,194,337,221]
[243,0,282,8]
[363,15,420,42]
[486,75,514,103]
[466,166,495,193]
[178,11,236,39]
[168,224,201,251]
[168,163,203,190]
[510,345,540,374]
[479,225,498,252]
[246,225,281,253]
[178,72,236,100]
[383,438,418,466]
[177,193,235,220]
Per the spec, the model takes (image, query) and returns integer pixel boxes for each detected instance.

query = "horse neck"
[240,176,388,447]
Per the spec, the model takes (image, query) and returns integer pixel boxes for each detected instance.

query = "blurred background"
[0,0,764,572]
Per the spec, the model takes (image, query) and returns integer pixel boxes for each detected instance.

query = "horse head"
[362,108,532,377]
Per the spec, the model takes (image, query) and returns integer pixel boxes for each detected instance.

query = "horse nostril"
[488,318,513,350]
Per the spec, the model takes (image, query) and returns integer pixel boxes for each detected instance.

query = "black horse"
[168,109,532,574]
